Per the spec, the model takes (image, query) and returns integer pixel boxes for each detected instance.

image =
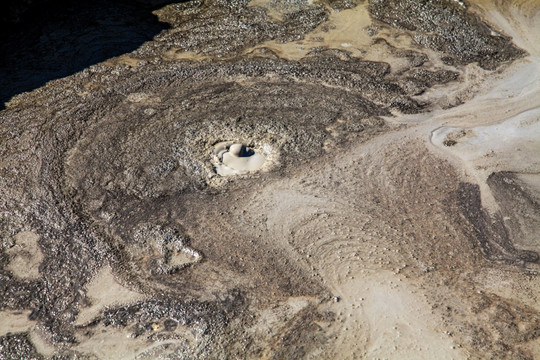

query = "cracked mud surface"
[1,0,540,359]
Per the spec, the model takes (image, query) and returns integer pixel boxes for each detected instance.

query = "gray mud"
[0,0,539,359]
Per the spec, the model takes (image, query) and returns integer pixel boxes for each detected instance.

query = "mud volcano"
[214,142,265,175]
[1,0,540,359]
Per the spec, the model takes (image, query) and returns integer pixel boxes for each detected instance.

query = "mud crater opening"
[213,142,266,176]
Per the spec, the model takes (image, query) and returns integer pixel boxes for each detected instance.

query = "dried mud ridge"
[0,0,539,359]
[458,180,539,264]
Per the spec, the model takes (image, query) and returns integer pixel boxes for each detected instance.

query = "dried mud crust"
[368,0,526,70]
[486,172,540,257]
[457,181,539,264]
[0,0,538,359]
[144,0,330,58]
[60,48,467,208]
[0,53,394,354]
[143,0,373,59]
[235,138,540,359]
[63,56,394,202]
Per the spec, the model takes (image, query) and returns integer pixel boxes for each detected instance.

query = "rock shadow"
[0,0,180,110]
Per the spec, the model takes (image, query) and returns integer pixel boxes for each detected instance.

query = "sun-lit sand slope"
[0,0,539,359]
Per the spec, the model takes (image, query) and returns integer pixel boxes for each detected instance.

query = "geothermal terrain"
[1,0,539,359]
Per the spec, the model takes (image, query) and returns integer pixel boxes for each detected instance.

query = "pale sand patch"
[518,173,540,198]
[29,328,57,358]
[424,59,540,129]
[6,231,43,280]
[431,106,540,166]
[468,0,540,56]
[473,268,540,313]
[246,3,373,60]
[327,272,466,360]
[74,266,147,326]
[423,2,540,211]
[74,325,191,360]
[0,310,33,337]
[103,54,144,68]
